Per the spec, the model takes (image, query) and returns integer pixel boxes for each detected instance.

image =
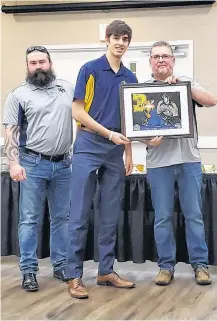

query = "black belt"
[24,148,65,162]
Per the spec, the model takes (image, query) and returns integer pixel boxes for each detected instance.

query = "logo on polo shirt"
[57,86,66,93]
[121,80,127,85]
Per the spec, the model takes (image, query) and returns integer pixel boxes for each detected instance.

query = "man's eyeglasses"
[26,46,49,55]
[151,54,173,61]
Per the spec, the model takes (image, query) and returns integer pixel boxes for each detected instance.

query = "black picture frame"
[119,81,194,141]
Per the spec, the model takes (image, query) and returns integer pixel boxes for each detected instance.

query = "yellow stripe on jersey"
[77,74,95,127]
[84,74,95,113]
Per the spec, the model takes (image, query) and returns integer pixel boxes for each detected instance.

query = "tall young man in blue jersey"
[66,20,137,299]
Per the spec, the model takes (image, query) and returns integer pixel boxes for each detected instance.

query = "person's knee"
[155,215,171,227]
[19,210,39,225]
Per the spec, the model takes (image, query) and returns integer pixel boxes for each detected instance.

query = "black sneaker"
[22,273,39,292]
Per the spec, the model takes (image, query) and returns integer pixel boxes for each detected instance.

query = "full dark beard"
[26,68,56,87]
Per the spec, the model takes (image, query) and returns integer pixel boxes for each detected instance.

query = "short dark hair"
[26,46,52,63]
[162,92,171,99]
[150,41,173,56]
[105,20,132,43]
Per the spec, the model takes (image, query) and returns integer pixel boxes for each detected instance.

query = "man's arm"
[191,87,217,107]
[72,100,129,145]
[5,125,26,181]
[171,102,179,116]
[124,143,133,176]
[165,76,217,107]
[157,101,164,114]
[5,125,20,164]
[139,136,163,146]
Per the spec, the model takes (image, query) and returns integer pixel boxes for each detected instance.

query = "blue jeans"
[147,162,208,271]
[66,131,125,278]
[19,151,72,275]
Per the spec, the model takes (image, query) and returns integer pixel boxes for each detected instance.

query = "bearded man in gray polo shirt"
[143,41,216,286]
[3,46,74,292]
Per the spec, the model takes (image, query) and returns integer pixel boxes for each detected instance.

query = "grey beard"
[26,68,56,87]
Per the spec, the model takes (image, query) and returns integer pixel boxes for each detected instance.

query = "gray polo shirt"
[145,76,206,168]
[3,79,74,155]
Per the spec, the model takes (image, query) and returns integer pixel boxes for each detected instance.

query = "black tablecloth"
[1,172,217,265]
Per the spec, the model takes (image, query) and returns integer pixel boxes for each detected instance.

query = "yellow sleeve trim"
[77,74,95,126]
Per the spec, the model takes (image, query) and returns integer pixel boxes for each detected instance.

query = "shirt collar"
[100,54,127,76]
[149,74,161,82]
[150,74,155,82]
[149,74,175,83]
[27,79,57,91]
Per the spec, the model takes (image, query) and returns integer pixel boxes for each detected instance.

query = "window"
[129,62,137,77]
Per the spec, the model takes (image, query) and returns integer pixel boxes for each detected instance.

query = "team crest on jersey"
[57,86,66,93]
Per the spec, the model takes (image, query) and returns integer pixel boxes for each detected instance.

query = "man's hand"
[10,164,27,182]
[165,76,179,84]
[111,132,130,145]
[125,154,133,176]
[141,136,163,146]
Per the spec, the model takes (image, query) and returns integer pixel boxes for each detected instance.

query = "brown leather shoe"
[97,271,135,288]
[195,267,212,285]
[155,269,174,286]
[68,278,88,299]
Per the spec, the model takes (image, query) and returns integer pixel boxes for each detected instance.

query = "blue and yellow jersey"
[74,54,138,129]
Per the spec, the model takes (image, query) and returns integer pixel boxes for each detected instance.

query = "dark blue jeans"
[19,151,72,275]
[147,162,208,271]
[66,131,125,279]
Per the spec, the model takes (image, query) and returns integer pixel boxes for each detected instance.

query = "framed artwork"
[119,81,194,141]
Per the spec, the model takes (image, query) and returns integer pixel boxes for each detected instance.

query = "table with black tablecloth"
[1,172,217,265]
